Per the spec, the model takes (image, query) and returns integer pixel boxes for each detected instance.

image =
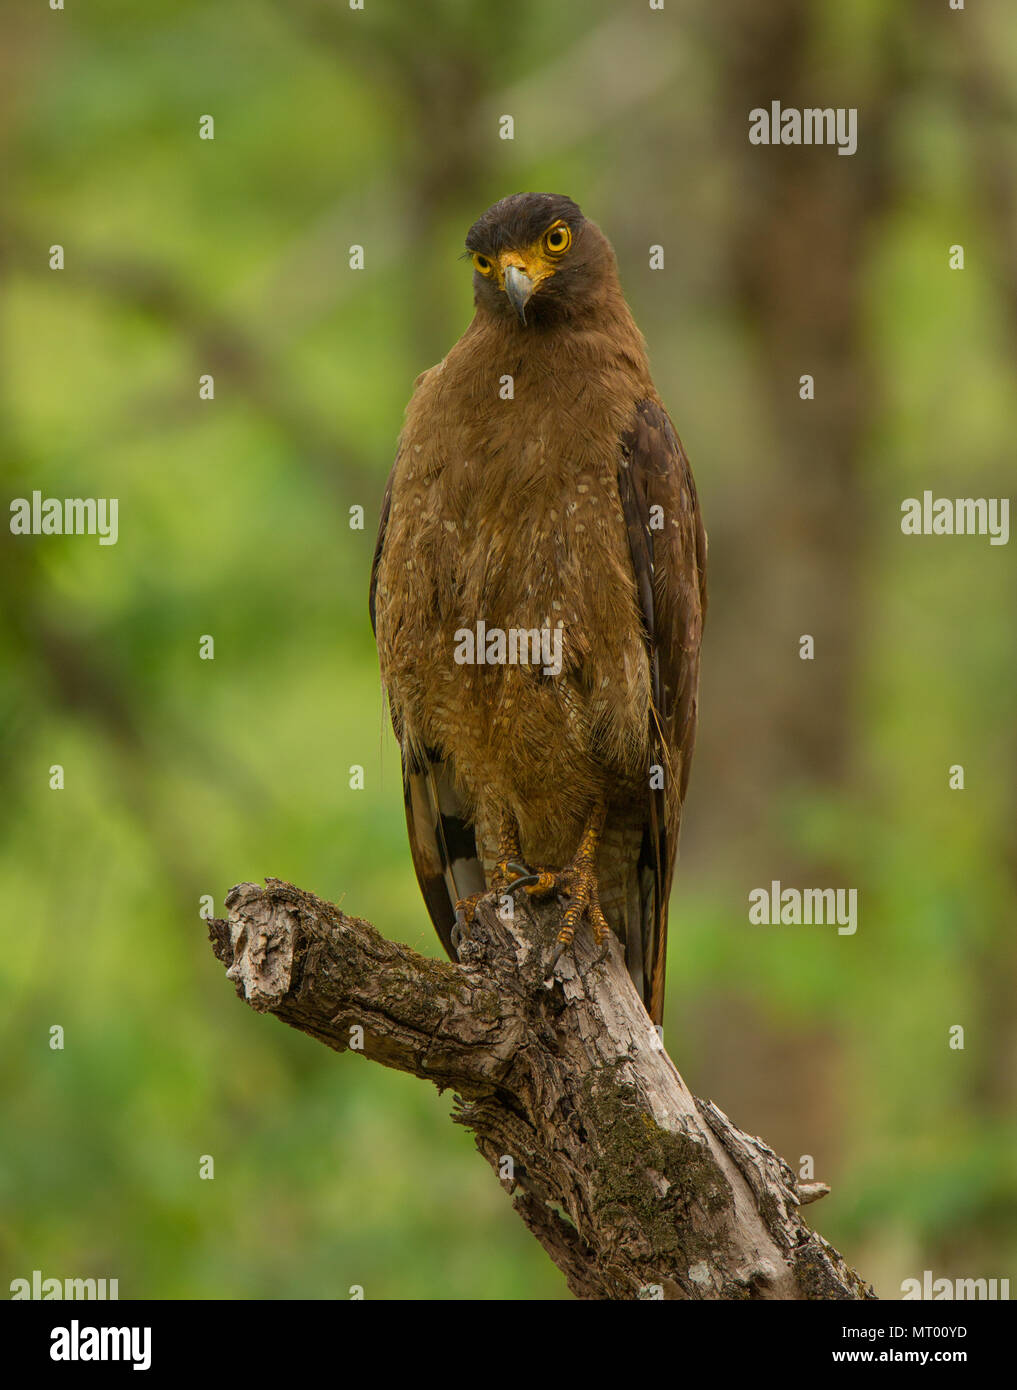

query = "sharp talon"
[544,934,566,978]
[492,855,531,892]
[547,933,572,976]
[504,872,541,893]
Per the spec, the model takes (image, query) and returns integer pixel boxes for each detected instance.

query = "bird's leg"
[491,808,524,890]
[453,809,524,947]
[499,802,611,972]
[497,813,559,896]
[544,802,610,973]
[489,803,611,975]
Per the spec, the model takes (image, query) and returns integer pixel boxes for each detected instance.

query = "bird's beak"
[503,264,535,324]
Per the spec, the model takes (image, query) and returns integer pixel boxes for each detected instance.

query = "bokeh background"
[2,0,1015,1300]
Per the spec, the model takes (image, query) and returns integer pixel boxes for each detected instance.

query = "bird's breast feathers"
[374,350,654,794]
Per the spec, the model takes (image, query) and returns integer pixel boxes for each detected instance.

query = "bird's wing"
[617,399,707,1023]
[370,467,484,959]
[368,467,393,638]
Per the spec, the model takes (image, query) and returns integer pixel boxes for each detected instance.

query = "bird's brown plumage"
[370,193,706,1023]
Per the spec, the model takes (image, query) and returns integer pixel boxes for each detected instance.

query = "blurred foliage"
[1,0,1016,1299]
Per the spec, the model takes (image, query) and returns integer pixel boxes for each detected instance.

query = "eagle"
[370,193,706,1024]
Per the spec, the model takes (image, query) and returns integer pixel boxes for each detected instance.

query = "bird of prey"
[370,193,706,1024]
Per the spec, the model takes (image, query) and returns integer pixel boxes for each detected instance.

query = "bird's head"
[464,192,613,328]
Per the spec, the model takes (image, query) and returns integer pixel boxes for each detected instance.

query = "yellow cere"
[471,220,572,291]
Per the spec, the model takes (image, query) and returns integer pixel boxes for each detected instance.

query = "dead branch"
[208,877,875,1301]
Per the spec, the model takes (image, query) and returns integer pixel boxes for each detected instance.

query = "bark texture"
[208,877,875,1301]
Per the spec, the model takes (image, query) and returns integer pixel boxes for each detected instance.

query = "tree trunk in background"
[705,0,903,805]
[682,0,908,1164]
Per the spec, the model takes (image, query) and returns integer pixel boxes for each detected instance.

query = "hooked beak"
[503,264,534,324]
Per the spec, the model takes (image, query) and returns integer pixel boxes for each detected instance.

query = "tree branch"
[208,878,875,1301]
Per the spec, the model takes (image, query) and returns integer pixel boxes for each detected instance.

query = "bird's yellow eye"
[472,252,494,276]
[543,223,571,255]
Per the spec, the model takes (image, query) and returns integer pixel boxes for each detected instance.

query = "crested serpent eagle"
[370,192,706,1024]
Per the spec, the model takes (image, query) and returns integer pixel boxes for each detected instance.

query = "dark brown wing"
[370,468,483,958]
[368,469,393,637]
[617,400,707,1023]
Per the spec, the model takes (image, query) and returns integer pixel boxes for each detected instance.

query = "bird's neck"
[467,286,652,384]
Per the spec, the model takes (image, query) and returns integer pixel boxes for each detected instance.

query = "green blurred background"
[2,0,1015,1300]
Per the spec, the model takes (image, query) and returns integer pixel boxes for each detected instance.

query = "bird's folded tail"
[597,821,663,1021]
[403,747,485,958]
